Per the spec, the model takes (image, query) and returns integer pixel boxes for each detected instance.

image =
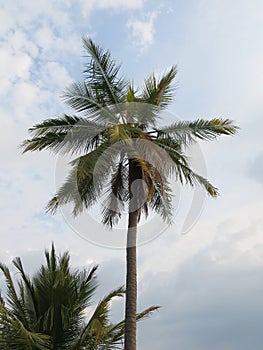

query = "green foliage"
[141,65,177,109]
[21,37,239,227]
[0,245,157,349]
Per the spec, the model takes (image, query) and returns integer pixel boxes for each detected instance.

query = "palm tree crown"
[22,38,238,227]
[0,245,156,349]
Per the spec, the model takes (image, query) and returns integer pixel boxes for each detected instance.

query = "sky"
[0,0,263,349]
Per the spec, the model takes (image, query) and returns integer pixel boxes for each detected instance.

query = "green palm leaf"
[63,82,105,113]
[63,82,121,124]
[0,264,25,323]
[102,160,129,227]
[0,303,50,350]
[141,65,177,109]
[159,118,239,145]
[21,115,106,155]
[153,137,218,196]
[96,305,160,350]
[46,140,121,215]
[82,37,128,106]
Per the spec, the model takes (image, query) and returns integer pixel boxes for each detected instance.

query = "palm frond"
[153,136,218,196]
[72,287,125,349]
[97,305,160,350]
[63,82,104,113]
[102,160,129,227]
[153,135,183,155]
[63,82,121,124]
[159,118,239,145]
[147,177,173,223]
[12,258,36,305]
[46,140,120,215]
[129,154,174,223]
[27,114,82,136]
[178,161,218,196]
[89,286,125,330]
[0,303,50,350]
[141,65,177,109]
[21,131,68,153]
[113,139,175,223]
[44,243,57,272]
[0,264,25,322]
[21,115,106,155]
[82,37,128,106]
[126,138,175,178]
[12,258,38,327]
[29,245,98,346]
[126,84,137,103]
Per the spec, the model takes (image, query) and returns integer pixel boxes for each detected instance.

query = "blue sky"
[1,1,263,349]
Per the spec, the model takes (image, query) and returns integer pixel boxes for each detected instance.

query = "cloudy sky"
[1,0,263,349]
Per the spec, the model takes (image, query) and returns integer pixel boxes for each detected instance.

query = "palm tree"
[21,38,239,350]
[0,245,156,349]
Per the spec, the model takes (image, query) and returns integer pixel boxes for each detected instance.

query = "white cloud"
[40,61,72,90]
[0,7,14,33]
[128,12,157,53]
[97,0,143,9]
[34,26,55,51]
[80,0,144,17]
[0,45,32,93]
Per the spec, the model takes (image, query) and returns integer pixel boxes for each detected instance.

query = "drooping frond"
[46,140,120,216]
[102,160,129,227]
[176,159,218,196]
[113,139,176,223]
[141,65,177,109]
[128,154,174,223]
[154,137,218,196]
[82,37,128,106]
[147,174,174,223]
[126,138,175,178]
[159,118,239,145]
[153,134,182,152]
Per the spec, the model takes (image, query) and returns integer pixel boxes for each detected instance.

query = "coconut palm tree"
[0,245,156,349]
[21,38,239,350]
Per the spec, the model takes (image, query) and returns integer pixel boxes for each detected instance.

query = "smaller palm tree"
[0,245,157,349]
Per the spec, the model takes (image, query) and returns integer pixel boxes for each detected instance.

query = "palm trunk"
[124,159,139,350]
[124,211,138,350]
